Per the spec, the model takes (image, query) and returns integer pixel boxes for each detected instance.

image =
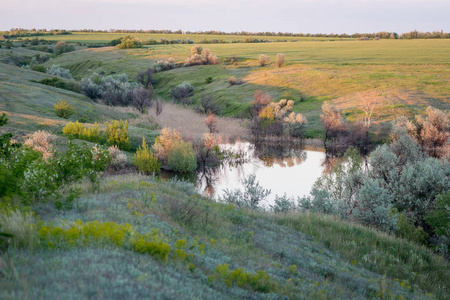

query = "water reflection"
[196,141,326,206]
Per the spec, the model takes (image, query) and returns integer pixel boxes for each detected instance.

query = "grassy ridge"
[2,174,446,299]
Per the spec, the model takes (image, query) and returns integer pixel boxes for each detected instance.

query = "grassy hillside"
[1,174,447,299]
[40,39,450,137]
[0,63,158,149]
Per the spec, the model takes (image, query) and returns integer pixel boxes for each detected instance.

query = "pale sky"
[1,0,449,34]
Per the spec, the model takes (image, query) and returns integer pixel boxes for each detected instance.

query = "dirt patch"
[147,102,249,141]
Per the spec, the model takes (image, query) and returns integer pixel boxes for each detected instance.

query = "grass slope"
[0,63,158,149]
[2,174,447,299]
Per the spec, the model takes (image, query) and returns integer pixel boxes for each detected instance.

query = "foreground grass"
[1,174,446,299]
[275,213,449,299]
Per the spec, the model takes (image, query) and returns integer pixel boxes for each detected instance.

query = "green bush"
[396,212,428,245]
[117,36,142,49]
[53,100,74,119]
[425,192,450,236]
[167,140,197,173]
[132,138,160,174]
[213,264,273,293]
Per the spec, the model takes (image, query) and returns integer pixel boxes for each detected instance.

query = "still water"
[195,141,327,207]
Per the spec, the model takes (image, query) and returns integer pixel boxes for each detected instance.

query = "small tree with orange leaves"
[205,112,218,134]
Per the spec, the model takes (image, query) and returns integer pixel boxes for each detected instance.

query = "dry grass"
[148,102,248,141]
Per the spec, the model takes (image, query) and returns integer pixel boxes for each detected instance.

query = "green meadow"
[40,38,450,136]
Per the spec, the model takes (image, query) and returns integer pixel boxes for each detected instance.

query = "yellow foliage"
[62,121,84,139]
[132,138,160,173]
[81,122,100,143]
[259,106,275,120]
[105,119,130,150]
[153,128,182,162]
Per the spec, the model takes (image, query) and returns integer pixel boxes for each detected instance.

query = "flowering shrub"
[212,264,273,293]
[62,121,84,139]
[153,128,182,162]
[53,100,74,119]
[23,130,55,161]
[108,146,128,170]
[105,120,130,150]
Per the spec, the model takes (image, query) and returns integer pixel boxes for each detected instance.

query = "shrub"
[270,193,294,214]
[396,212,428,245]
[184,46,219,66]
[425,192,450,238]
[132,138,160,174]
[205,113,218,134]
[105,120,130,150]
[81,122,101,143]
[259,54,269,66]
[117,36,142,49]
[23,130,56,162]
[62,121,84,139]
[275,53,285,67]
[199,94,220,115]
[101,74,135,106]
[227,76,244,86]
[153,128,182,162]
[352,178,397,232]
[171,82,194,104]
[54,41,75,55]
[80,74,102,99]
[154,58,176,72]
[46,65,73,79]
[221,174,271,210]
[167,140,197,173]
[213,264,273,293]
[108,146,128,170]
[53,100,74,119]
[205,76,213,84]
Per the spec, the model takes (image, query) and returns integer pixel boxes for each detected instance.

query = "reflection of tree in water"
[321,149,369,175]
[254,142,307,168]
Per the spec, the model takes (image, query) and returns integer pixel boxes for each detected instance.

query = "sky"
[1,0,449,34]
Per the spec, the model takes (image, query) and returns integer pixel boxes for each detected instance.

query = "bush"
[227,76,244,86]
[132,86,152,113]
[221,174,271,210]
[108,146,128,170]
[105,120,130,150]
[425,193,450,238]
[270,194,294,214]
[54,41,75,55]
[184,46,219,66]
[53,100,74,119]
[62,121,84,139]
[171,82,194,104]
[117,36,142,49]
[136,67,154,88]
[167,140,197,173]
[41,77,80,93]
[101,74,136,106]
[46,65,73,79]
[275,53,285,67]
[353,178,397,232]
[80,74,102,99]
[132,138,160,174]
[81,122,101,143]
[153,128,182,162]
[23,130,56,162]
[259,54,270,66]
[154,58,176,72]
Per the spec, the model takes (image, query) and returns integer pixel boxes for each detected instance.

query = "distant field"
[40,39,449,136]
[35,32,355,44]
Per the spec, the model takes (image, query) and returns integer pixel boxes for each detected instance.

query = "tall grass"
[275,212,449,298]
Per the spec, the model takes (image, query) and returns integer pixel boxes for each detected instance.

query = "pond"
[195,141,328,208]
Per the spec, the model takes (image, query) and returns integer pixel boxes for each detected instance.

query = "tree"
[320,101,347,148]
[275,53,285,67]
[132,86,152,114]
[205,113,218,134]
[136,67,154,88]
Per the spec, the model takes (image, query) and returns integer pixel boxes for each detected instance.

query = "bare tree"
[199,94,220,115]
[205,113,218,134]
[320,101,347,148]
[136,67,154,88]
[360,98,378,150]
[133,87,152,114]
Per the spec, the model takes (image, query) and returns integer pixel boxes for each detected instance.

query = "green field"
[34,32,355,44]
[37,38,450,136]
